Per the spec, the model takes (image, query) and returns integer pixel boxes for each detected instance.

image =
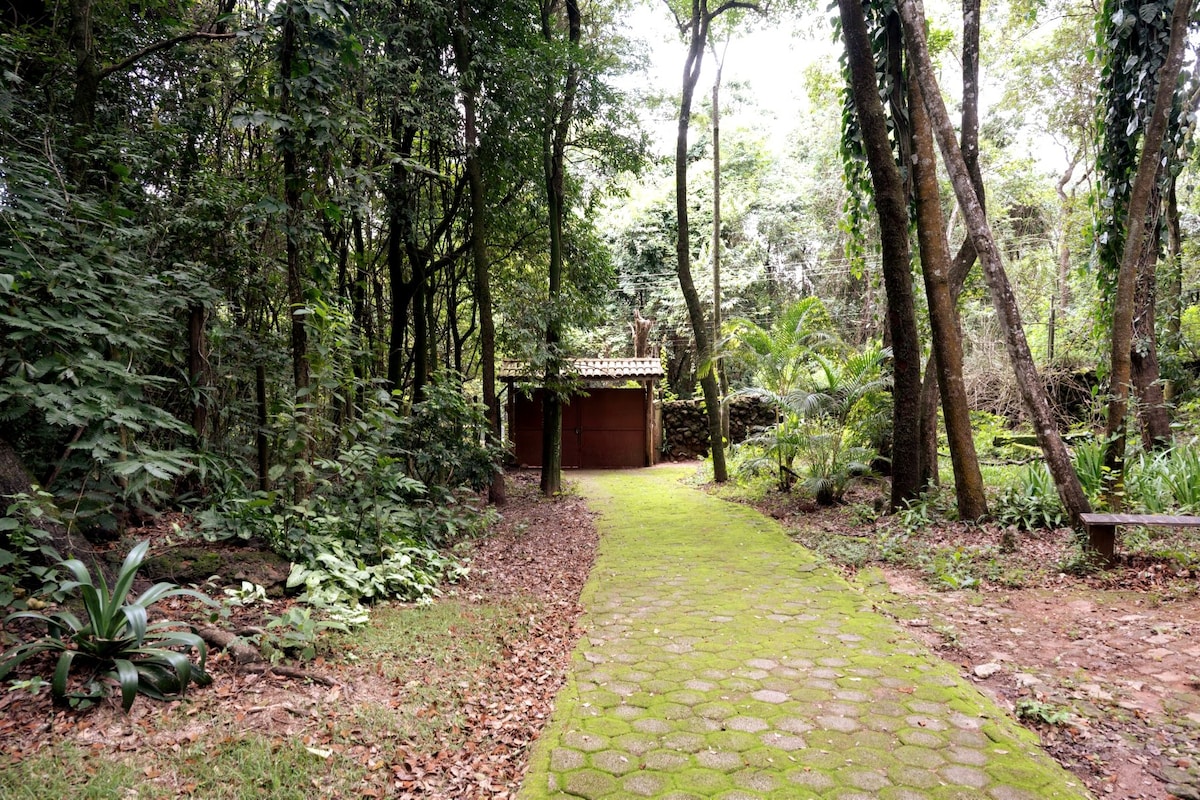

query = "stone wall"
[661,395,776,460]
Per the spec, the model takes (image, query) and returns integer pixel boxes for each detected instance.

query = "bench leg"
[1086,523,1116,565]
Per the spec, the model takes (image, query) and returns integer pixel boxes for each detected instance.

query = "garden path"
[519,465,1090,799]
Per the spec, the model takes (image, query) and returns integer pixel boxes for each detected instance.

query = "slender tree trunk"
[1102,0,1192,505]
[1165,176,1183,348]
[898,0,1091,525]
[712,56,731,440]
[917,0,984,488]
[675,4,727,482]
[453,8,504,505]
[539,0,581,495]
[188,304,209,446]
[255,363,269,492]
[279,4,309,400]
[837,0,922,510]
[1131,183,1171,449]
[909,71,987,519]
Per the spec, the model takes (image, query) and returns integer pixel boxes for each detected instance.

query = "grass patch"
[0,595,539,799]
[0,743,138,799]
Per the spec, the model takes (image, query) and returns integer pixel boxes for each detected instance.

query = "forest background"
[3,0,1200,711]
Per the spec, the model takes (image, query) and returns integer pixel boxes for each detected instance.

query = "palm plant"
[723,300,889,502]
[0,540,215,711]
[787,344,891,504]
[722,298,838,490]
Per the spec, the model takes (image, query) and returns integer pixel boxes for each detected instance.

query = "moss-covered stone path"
[519,467,1091,800]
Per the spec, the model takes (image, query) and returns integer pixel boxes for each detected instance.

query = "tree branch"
[99,31,236,80]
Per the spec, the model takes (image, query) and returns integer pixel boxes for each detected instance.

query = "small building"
[500,358,663,469]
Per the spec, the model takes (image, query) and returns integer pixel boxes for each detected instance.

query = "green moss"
[517,468,1087,800]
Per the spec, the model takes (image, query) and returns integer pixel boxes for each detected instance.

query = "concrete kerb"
[518,467,1091,800]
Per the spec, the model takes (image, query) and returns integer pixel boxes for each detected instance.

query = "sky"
[615,5,840,155]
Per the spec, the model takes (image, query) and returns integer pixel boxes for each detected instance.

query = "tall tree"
[836,0,923,510]
[1099,0,1190,489]
[897,0,1092,525]
[452,0,504,505]
[667,0,761,484]
[908,70,988,519]
[538,0,582,495]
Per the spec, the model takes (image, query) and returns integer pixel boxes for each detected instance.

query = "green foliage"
[726,301,887,503]
[0,541,215,711]
[199,376,495,613]
[0,491,65,608]
[994,464,1066,531]
[1015,698,1072,726]
[0,154,196,533]
[923,549,981,591]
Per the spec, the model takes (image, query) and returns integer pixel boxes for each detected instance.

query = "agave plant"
[0,540,215,711]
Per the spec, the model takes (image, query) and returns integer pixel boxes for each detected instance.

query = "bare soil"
[751,485,1200,800]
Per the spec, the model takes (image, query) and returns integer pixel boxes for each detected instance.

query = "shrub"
[0,541,215,710]
[994,464,1065,530]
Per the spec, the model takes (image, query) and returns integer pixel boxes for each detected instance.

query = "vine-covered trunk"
[837,0,922,510]
[1102,0,1192,504]
[898,0,1091,525]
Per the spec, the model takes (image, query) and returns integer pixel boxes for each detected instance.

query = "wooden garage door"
[512,388,646,468]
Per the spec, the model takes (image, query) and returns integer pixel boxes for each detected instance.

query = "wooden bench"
[1080,512,1200,564]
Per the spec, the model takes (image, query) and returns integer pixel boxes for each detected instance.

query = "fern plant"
[0,540,215,711]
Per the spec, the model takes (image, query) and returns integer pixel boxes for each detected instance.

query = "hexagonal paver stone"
[759,731,806,751]
[643,749,692,770]
[785,766,836,791]
[726,716,770,733]
[815,715,861,733]
[665,689,707,706]
[774,716,814,734]
[562,768,616,800]
[750,689,790,704]
[613,732,658,756]
[563,731,609,752]
[945,746,989,766]
[893,744,947,770]
[550,747,586,772]
[843,768,892,792]
[896,727,947,748]
[621,771,669,797]
[940,764,990,789]
[732,767,779,792]
[663,731,707,753]
[632,717,672,735]
[591,749,637,776]
[695,749,744,772]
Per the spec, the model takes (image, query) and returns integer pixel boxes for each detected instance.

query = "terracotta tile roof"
[499,358,663,381]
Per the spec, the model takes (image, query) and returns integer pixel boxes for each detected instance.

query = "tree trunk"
[674,4,728,483]
[1102,0,1191,505]
[452,7,504,506]
[539,0,581,496]
[1131,182,1171,449]
[188,303,209,446]
[256,363,269,492]
[898,0,1091,525]
[279,4,309,398]
[909,70,988,519]
[837,0,923,510]
[916,0,983,492]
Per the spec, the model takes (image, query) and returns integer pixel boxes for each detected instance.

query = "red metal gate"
[511,388,647,468]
